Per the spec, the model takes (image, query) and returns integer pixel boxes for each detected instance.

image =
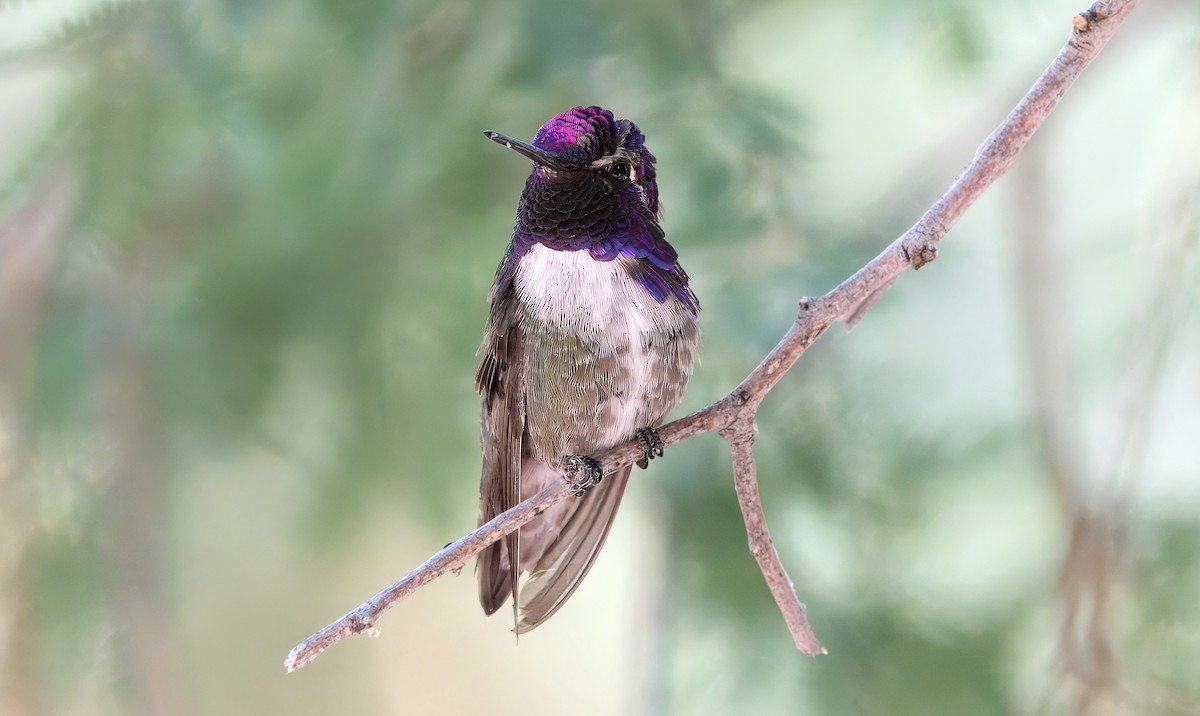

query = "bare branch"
[285,0,1141,672]
[285,480,570,671]
[722,421,826,656]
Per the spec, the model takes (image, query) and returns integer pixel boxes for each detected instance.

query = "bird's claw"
[563,455,603,496]
[634,427,665,469]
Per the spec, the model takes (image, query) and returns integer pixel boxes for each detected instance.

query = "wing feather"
[476,269,525,616]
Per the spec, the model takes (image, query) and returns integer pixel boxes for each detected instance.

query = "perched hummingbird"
[476,106,700,632]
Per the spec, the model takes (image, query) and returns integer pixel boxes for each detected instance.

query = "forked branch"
[285,0,1140,673]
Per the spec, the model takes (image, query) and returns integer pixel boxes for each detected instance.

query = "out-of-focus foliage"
[1,1,1197,715]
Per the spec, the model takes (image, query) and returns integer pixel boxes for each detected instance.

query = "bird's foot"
[635,427,665,469]
[563,455,603,497]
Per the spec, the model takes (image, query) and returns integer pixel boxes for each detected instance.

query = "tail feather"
[515,465,633,633]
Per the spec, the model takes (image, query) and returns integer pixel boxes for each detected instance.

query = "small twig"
[286,0,1140,672]
[722,421,826,656]
[285,480,571,671]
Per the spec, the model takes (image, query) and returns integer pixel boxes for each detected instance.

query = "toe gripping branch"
[563,455,603,497]
[563,427,665,497]
[635,427,664,469]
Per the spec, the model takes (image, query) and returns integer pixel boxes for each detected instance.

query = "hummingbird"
[476,105,700,633]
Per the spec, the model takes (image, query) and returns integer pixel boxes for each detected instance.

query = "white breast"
[513,243,690,443]
[514,243,682,337]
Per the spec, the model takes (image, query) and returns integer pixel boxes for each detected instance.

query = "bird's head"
[485,105,660,228]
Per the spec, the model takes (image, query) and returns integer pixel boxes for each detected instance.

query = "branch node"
[1078,0,1112,27]
[902,235,939,270]
[719,418,757,445]
[797,297,828,330]
[349,611,377,634]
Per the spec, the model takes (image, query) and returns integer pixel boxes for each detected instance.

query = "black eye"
[609,161,630,182]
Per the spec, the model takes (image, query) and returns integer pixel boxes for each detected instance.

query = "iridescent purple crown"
[534,106,650,164]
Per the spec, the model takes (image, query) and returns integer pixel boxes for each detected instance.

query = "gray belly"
[513,245,698,462]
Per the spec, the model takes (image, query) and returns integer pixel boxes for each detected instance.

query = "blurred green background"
[1,0,1197,714]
